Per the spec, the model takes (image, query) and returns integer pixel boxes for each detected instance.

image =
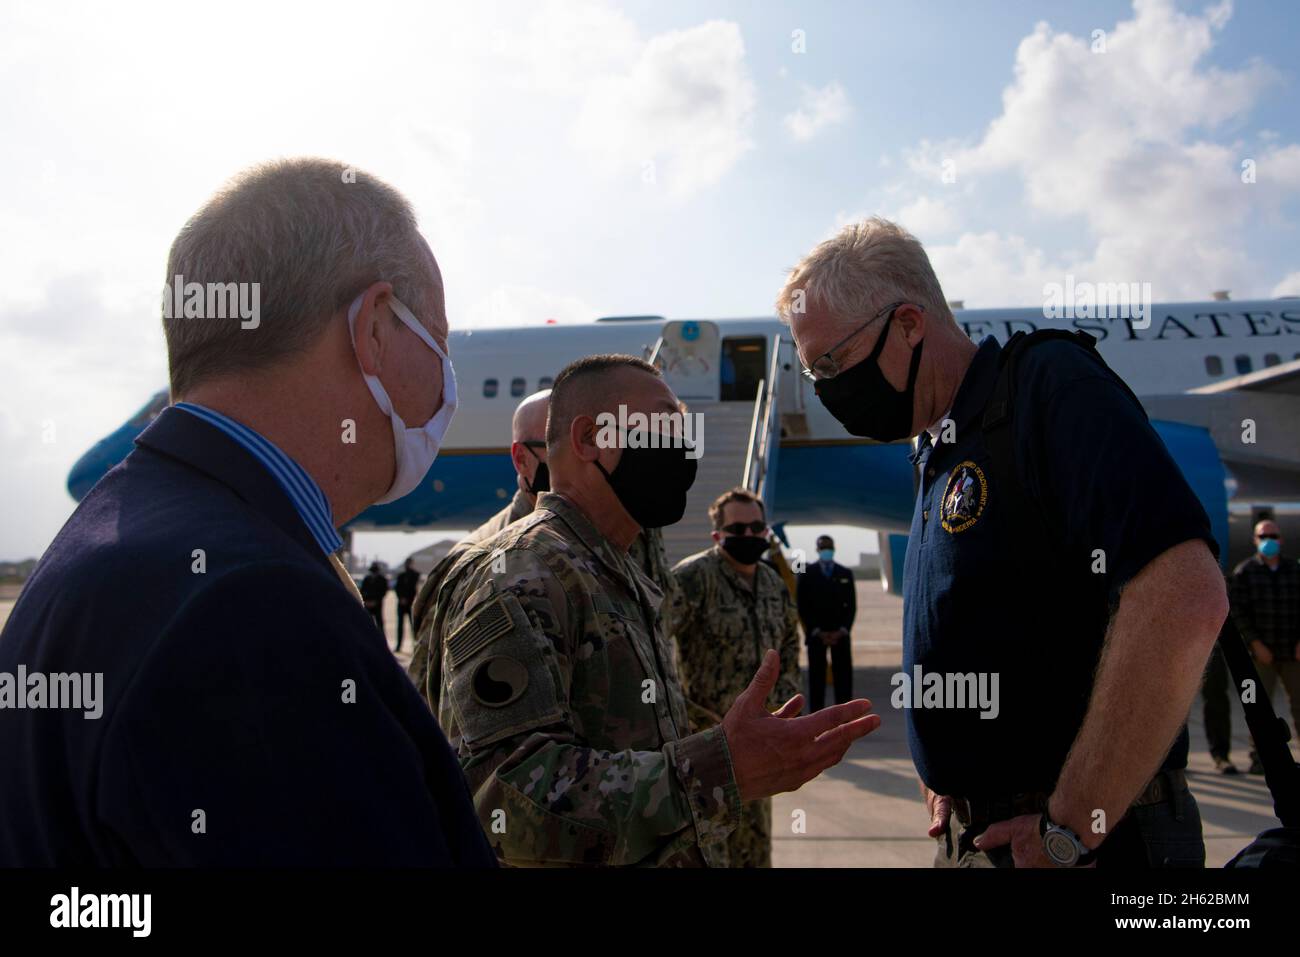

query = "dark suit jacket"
[360,572,389,607]
[0,407,495,867]
[796,562,856,645]
[394,569,421,604]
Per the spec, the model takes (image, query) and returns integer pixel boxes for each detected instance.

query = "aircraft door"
[657,320,720,402]
[720,336,766,401]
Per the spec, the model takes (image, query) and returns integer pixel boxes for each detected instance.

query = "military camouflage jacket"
[429,492,741,867]
[627,526,684,638]
[670,546,802,732]
[409,488,534,700]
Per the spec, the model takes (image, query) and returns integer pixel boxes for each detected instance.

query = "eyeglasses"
[721,521,767,536]
[800,300,909,381]
[1258,533,1280,540]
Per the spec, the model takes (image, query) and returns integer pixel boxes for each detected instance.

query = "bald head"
[1255,520,1281,540]
[1254,519,1282,561]
[512,389,551,443]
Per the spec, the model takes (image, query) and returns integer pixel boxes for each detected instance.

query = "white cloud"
[1272,271,1300,297]
[0,0,759,557]
[924,232,1063,308]
[879,0,1300,305]
[572,19,757,198]
[891,196,960,238]
[782,81,851,142]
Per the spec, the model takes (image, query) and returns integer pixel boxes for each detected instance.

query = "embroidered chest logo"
[940,461,988,533]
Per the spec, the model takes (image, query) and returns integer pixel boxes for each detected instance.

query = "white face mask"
[347,293,458,504]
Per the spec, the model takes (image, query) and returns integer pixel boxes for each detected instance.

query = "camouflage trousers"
[718,797,772,868]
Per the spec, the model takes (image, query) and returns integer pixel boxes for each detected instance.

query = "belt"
[952,769,1187,829]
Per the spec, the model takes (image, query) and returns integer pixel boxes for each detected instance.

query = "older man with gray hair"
[777,217,1227,867]
[0,158,495,866]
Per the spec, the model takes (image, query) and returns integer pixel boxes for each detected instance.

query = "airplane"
[67,298,1300,592]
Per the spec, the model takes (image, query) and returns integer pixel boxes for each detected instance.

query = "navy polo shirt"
[902,336,1216,799]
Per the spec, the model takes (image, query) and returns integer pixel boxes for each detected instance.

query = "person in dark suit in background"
[361,561,389,636]
[0,158,495,867]
[797,534,856,711]
[393,558,421,652]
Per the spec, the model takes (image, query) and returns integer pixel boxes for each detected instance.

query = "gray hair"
[162,157,432,397]
[775,216,951,327]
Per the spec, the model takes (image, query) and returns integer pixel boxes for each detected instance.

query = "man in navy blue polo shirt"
[777,217,1227,868]
[0,159,494,866]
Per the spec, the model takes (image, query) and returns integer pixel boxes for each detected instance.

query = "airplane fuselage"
[68,300,1300,571]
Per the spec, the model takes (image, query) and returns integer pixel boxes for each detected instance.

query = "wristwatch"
[1039,813,1097,867]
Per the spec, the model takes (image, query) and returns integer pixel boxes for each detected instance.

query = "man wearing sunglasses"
[1229,519,1300,774]
[776,217,1227,868]
[409,389,551,705]
[670,487,802,867]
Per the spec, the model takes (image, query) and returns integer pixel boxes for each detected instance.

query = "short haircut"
[546,354,661,448]
[817,535,835,548]
[709,487,766,530]
[774,216,952,327]
[163,157,432,397]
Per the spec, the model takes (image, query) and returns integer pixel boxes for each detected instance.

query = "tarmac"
[0,578,1289,867]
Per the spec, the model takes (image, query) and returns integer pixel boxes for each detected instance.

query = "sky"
[2,0,1299,562]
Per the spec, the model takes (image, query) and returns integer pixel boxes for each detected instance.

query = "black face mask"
[814,311,923,441]
[595,434,698,529]
[523,445,549,495]
[720,535,768,565]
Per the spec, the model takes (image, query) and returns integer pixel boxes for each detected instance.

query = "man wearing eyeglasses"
[776,217,1227,868]
[409,389,551,705]
[670,487,802,867]
[1230,519,1300,774]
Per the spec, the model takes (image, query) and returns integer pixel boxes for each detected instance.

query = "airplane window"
[1234,355,1252,375]
[1204,356,1223,376]
[510,377,526,397]
[538,376,554,389]
[484,378,498,398]
[1264,353,1281,367]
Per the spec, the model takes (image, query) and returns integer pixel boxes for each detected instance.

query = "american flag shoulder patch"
[446,594,513,668]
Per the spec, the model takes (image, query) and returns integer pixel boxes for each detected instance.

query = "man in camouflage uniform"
[409,389,550,702]
[628,525,683,640]
[671,487,802,867]
[426,354,880,866]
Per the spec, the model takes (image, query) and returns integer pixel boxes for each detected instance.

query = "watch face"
[1043,828,1080,867]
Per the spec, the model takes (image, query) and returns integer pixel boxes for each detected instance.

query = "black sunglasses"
[721,521,767,536]
[1258,533,1280,540]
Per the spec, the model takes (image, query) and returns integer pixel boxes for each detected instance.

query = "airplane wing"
[1189,356,1300,396]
